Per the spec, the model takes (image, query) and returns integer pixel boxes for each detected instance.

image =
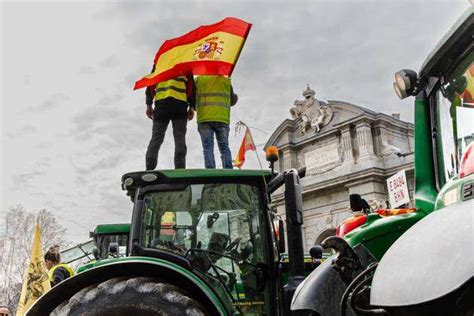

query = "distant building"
[265,86,414,251]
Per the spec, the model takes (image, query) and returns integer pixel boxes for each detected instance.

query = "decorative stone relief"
[339,126,353,163]
[290,85,333,134]
[304,142,341,175]
[356,122,375,157]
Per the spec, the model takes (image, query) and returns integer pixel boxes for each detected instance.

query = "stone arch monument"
[265,85,415,252]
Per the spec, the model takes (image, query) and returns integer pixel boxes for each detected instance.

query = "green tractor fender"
[291,212,425,315]
[370,199,474,312]
[27,257,229,316]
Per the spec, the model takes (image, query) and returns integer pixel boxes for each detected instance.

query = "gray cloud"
[79,65,96,75]
[99,55,120,69]
[11,170,45,191]
[5,124,37,139]
[72,154,121,176]
[27,93,69,111]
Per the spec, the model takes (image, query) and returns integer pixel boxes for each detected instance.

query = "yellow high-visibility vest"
[195,76,231,125]
[154,77,188,102]
[48,263,75,284]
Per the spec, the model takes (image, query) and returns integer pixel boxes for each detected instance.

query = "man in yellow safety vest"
[44,246,75,287]
[194,75,238,169]
[145,71,195,170]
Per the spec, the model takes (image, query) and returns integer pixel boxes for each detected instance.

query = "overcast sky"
[1,0,470,242]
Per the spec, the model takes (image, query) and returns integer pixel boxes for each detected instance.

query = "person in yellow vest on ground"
[145,71,195,170]
[44,246,74,287]
[194,75,238,169]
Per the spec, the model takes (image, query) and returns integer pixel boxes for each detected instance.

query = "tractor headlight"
[124,177,134,186]
[393,69,418,99]
[141,173,158,182]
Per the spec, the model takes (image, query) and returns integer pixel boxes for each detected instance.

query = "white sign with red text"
[387,170,410,208]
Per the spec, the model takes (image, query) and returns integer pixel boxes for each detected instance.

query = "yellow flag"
[16,224,51,316]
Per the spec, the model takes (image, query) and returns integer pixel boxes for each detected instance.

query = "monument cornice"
[372,114,414,131]
[332,113,376,129]
[271,163,415,203]
[271,167,388,202]
[263,118,294,150]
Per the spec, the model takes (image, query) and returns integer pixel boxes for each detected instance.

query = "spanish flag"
[16,224,51,316]
[233,127,256,169]
[134,17,252,90]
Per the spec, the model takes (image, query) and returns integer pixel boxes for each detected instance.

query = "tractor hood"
[371,199,474,307]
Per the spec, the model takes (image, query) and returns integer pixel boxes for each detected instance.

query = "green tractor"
[59,223,130,268]
[28,161,315,315]
[88,223,130,260]
[291,7,473,316]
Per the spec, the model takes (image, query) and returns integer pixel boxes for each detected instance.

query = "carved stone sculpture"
[290,85,333,134]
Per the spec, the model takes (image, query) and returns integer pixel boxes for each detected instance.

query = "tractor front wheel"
[51,277,207,316]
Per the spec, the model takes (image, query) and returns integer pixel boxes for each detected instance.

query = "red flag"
[134,17,252,90]
[233,127,256,168]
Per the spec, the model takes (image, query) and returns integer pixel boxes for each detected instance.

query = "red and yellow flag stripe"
[234,128,256,168]
[134,17,252,90]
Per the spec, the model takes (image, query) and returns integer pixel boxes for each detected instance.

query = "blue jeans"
[198,122,233,169]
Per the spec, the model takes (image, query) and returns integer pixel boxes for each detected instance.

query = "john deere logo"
[193,37,224,60]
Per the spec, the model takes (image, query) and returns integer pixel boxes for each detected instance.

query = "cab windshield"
[436,58,474,185]
[140,183,267,309]
[97,233,128,258]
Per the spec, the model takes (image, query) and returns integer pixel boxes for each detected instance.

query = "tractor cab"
[121,169,275,314]
[89,223,130,260]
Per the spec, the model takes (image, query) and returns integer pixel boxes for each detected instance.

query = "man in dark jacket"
[145,73,195,170]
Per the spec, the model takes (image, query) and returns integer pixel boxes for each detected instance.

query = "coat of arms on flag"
[193,37,224,60]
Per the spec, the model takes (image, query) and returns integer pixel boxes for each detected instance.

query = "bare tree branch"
[0,205,70,314]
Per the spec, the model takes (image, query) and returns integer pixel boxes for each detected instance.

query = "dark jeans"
[197,122,233,169]
[146,106,187,170]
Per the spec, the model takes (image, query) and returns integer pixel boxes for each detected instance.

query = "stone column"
[356,121,374,157]
[281,148,298,171]
[340,126,353,163]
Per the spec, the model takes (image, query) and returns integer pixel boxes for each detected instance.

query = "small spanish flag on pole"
[16,224,51,316]
[134,17,252,90]
[233,125,257,169]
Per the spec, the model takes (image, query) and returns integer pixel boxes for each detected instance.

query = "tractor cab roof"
[94,223,131,235]
[420,6,473,79]
[121,169,273,197]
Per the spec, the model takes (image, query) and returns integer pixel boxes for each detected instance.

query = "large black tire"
[51,277,207,316]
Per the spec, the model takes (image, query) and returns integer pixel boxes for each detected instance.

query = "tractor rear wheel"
[51,277,207,316]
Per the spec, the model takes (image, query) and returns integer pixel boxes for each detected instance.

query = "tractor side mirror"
[278,219,286,254]
[285,171,303,225]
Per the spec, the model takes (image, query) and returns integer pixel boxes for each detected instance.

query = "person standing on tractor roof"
[145,71,195,170]
[44,246,74,287]
[194,75,238,169]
